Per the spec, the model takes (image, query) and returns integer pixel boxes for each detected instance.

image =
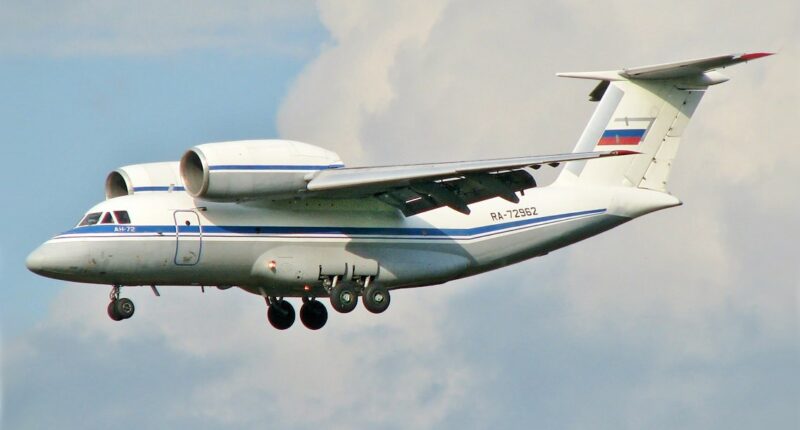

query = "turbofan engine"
[180,140,344,202]
[105,162,183,199]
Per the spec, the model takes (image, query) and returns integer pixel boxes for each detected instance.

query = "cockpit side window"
[78,212,102,226]
[114,211,131,224]
[100,212,114,224]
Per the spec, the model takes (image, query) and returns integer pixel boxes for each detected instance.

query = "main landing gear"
[362,283,390,314]
[262,278,391,330]
[107,285,135,321]
[266,297,295,330]
[266,296,329,330]
[300,297,328,330]
[325,275,390,314]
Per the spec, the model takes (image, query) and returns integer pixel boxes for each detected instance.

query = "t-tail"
[557,52,772,191]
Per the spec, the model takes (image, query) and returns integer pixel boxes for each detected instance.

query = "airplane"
[26,53,771,330]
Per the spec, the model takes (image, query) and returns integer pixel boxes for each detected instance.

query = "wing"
[304,149,636,216]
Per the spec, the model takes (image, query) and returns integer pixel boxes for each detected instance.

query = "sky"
[1,1,798,428]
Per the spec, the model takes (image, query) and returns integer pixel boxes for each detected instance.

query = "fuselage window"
[114,211,131,224]
[100,212,114,224]
[78,212,102,226]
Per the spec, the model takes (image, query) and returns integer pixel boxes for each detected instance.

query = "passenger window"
[79,212,102,226]
[114,211,131,224]
[100,212,114,224]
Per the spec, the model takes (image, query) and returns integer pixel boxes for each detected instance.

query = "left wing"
[304,149,636,216]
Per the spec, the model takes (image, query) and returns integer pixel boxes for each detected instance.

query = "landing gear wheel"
[107,300,124,321]
[330,284,358,313]
[114,298,135,319]
[362,284,390,314]
[107,297,134,321]
[299,299,328,330]
[267,299,295,330]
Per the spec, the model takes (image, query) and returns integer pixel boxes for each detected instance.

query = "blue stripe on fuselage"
[56,209,606,240]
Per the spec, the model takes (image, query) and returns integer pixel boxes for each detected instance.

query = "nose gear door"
[174,210,202,266]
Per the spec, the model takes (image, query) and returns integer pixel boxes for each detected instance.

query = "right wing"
[304,149,636,216]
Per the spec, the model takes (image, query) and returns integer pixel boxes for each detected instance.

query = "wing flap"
[296,150,636,216]
[373,169,535,216]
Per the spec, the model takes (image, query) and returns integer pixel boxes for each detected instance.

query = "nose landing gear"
[107,285,135,321]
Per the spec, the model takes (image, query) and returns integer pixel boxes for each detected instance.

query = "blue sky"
[2,1,798,429]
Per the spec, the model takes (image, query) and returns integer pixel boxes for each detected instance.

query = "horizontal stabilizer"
[621,52,773,79]
[557,52,773,81]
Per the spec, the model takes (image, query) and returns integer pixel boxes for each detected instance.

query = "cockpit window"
[78,212,102,226]
[114,211,131,224]
[100,212,114,224]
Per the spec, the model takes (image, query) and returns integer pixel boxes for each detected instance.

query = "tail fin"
[557,53,772,190]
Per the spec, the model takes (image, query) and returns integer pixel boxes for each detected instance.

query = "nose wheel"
[107,285,135,321]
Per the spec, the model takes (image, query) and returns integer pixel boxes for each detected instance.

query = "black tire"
[299,300,328,330]
[330,284,358,313]
[114,298,135,319]
[107,300,124,321]
[363,284,390,314]
[267,300,295,330]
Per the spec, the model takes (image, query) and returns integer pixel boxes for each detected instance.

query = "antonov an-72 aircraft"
[27,53,769,330]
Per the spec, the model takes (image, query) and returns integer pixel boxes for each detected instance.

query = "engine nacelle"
[105,162,183,199]
[180,140,344,202]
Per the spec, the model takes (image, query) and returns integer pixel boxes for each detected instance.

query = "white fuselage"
[26,183,679,297]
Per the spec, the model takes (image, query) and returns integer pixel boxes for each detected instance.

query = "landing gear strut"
[107,285,135,321]
[300,297,328,330]
[266,297,295,330]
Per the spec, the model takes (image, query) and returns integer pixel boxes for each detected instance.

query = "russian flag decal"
[598,129,646,146]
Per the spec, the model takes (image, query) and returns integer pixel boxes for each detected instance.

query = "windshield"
[114,211,131,224]
[78,212,102,226]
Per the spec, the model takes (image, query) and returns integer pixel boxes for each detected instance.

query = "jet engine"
[105,162,183,199]
[180,140,344,202]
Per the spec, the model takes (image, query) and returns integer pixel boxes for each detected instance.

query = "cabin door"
[174,210,202,266]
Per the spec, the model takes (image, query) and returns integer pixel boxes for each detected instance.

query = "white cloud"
[4,283,480,429]
[277,1,450,163]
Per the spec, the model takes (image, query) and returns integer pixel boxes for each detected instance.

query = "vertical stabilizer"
[556,53,772,191]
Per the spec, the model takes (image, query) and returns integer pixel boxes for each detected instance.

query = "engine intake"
[180,140,344,202]
[105,162,182,199]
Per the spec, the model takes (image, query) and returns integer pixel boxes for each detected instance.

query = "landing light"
[267,260,277,271]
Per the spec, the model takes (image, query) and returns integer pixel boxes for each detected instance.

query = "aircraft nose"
[26,242,77,278]
[26,245,49,275]
[26,241,97,282]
